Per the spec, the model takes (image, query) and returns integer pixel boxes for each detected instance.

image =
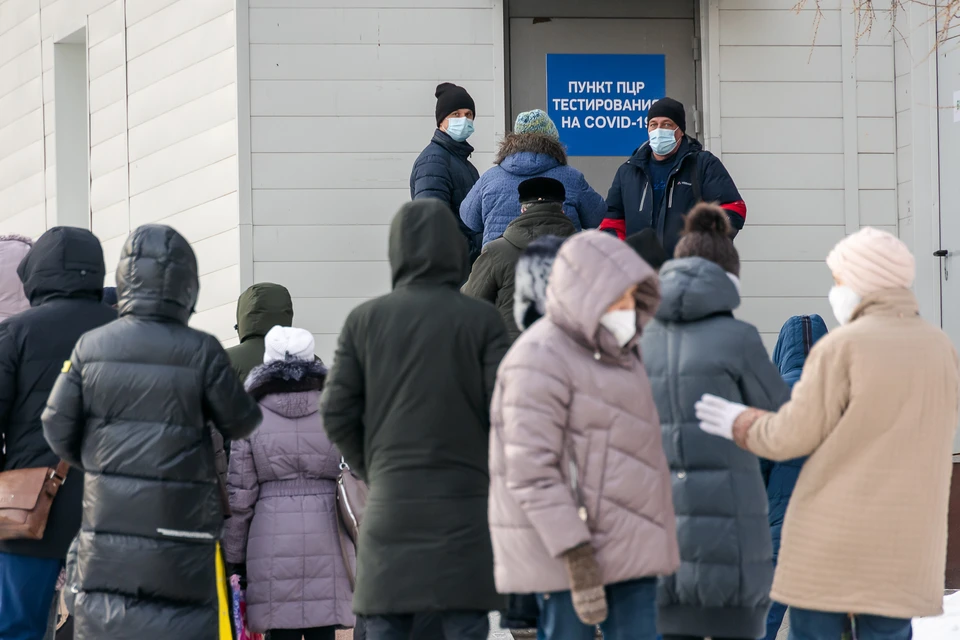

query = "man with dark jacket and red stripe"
[600,97,746,257]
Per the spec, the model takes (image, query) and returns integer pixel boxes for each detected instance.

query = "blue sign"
[546,54,666,157]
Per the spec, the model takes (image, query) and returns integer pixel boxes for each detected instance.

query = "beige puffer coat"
[489,230,680,594]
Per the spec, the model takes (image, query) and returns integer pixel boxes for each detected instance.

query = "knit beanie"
[674,204,740,276]
[826,227,915,296]
[514,109,560,140]
[648,97,686,132]
[435,83,476,126]
[264,326,315,364]
[625,229,667,272]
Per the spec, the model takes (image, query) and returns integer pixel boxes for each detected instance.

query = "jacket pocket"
[582,429,610,525]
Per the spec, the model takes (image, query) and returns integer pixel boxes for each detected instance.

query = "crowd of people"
[0,82,956,640]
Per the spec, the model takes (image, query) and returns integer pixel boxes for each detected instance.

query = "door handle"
[935,249,951,280]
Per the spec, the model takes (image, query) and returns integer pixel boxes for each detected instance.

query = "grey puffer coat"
[640,257,790,639]
[489,230,679,594]
[224,358,354,633]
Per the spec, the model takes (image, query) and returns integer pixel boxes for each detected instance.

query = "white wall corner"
[700,0,722,157]
[840,0,860,234]
[492,0,508,140]
[235,0,254,290]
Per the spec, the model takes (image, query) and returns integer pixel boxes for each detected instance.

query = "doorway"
[506,1,699,197]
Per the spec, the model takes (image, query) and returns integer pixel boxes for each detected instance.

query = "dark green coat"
[462,202,576,342]
[322,199,510,616]
[225,283,293,381]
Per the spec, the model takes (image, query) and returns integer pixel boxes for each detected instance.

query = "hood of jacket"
[773,315,828,388]
[236,283,293,342]
[0,234,32,319]
[245,358,327,417]
[546,230,659,357]
[18,227,105,307]
[656,257,739,323]
[502,203,578,252]
[116,224,198,324]
[432,129,475,159]
[496,133,567,176]
[628,135,702,172]
[390,199,468,288]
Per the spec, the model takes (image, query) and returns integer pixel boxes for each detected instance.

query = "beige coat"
[488,230,679,595]
[746,288,959,619]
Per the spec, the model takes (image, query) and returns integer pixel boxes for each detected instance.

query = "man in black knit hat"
[410,82,482,263]
[600,96,746,258]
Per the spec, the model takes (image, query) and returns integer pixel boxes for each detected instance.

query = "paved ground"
[488,612,515,639]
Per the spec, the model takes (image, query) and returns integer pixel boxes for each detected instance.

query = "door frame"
[495,1,707,148]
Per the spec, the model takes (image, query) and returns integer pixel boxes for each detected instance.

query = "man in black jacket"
[0,227,116,640]
[322,199,510,640]
[601,97,746,257]
[411,82,482,263]
[42,225,262,640]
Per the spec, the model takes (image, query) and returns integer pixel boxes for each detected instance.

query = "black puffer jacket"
[0,227,115,560]
[410,130,482,261]
[322,199,510,616]
[42,224,262,640]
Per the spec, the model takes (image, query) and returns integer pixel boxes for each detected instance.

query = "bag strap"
[52,460,69,482]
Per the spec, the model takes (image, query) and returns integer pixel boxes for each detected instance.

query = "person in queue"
[489,230,679,640]
[42,224,262,640]
[600,97,746,257]
[460,109,606,246]
[462,177,577,342]
[0,228,116,640]
[411,83,482,262]
[322,199,510,640]
[695,227,959,640]
[641,205,789,640]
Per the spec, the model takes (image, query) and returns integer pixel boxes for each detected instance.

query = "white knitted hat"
[826,227,915,296]
[263,326,315,364]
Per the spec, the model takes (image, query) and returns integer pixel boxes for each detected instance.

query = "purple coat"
[224,358,355,633]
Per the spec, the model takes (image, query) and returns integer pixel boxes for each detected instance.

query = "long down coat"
[43,224,262,640]
[489,230,679,595]
[322,199,511,616]
[224,358,355,633]
[641,257,790,639]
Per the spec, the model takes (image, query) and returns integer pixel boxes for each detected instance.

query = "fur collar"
[495,133,567,165]
[244,358,327,401]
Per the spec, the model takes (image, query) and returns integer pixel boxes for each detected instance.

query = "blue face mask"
[648,127,679,156]
[446,117,475,142]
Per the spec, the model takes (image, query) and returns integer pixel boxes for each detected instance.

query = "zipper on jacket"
[666,326,685,468]
[639,182,649,214]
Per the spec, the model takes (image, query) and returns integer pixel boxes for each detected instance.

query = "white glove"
[694,394,747,440]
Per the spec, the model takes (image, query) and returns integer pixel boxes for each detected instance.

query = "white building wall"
[245,0,500,361]
[710,0,898,349]
[0,0,241,341]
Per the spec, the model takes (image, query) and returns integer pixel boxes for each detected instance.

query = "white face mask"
[445,117,475,142]
[829,285,862,326]
[599,309,637,348]
[648,127,679,156]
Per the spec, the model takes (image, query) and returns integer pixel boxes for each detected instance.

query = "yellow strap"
[215,542,233,640]
[61,360,71,373]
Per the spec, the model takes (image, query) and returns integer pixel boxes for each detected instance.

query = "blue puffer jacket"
[410,130,481,257]
[460,133,606,246]
[763,314,829,558]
